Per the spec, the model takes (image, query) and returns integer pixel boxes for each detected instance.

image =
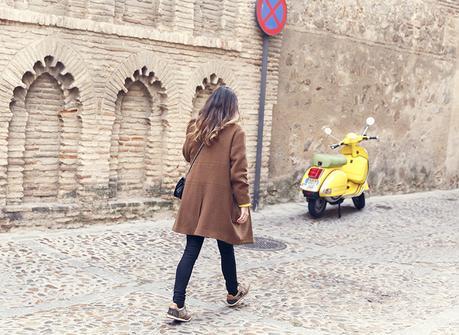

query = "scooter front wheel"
[352,192,366,210]
[308,198,327,218]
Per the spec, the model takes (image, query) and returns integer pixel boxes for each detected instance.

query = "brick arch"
[0,38,96,119]
[6,58,82,205]
[101,51,180,195]
[0,38,94,206]
[170,61,242,181]
[109,72,167,199]
[182,61,241,119]
[101,51,179,124]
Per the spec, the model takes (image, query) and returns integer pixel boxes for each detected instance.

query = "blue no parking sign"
[256,0,287,36]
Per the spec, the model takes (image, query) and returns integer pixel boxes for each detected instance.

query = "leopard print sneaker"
[166,303,192,322]
[226,284,250,307]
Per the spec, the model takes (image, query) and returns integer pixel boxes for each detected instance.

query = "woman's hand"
[237,207,250,224]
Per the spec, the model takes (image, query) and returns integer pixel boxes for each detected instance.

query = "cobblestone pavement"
[1,189,459,335]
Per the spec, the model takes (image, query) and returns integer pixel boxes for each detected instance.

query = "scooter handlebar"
[363,136,379,140]
[331,136,378,150]
[330,143,342,149]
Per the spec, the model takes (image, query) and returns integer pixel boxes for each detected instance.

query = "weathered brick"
[0,0,280,228]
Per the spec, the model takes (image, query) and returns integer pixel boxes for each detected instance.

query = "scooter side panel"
[341,155,369,184]
[319,170,348,197]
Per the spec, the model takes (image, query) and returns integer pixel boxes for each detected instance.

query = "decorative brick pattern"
[0,1,282,230]
[178,62,242,176]
[109,71,167,199]
[100,51,179,196]
[0,38,95,214]
[194,0,221,36]
[88,0,116,22]
[119,0,160,26]
[2,0,176,27]
[183,61,241,117]
[192,74,225,116]
[26,0,68,15]
[6,56,82,206]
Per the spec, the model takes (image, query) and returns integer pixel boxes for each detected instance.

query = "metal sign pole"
[253,0,286,210]
[252,34,269,211]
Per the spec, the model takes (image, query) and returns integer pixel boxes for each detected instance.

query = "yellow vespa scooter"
[300,117,378,218]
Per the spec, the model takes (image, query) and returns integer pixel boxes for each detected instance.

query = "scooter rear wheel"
[308,198,327,218]
[352,192,366,210]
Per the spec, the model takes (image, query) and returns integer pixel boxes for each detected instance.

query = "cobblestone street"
[1,189,458,335]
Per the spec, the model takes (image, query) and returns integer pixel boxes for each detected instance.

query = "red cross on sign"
[256,0,287,36]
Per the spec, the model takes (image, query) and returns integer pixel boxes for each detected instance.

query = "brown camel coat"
[173,123,253,245]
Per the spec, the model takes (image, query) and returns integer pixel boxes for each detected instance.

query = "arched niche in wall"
[177,62,241,179]
[193,0,222,35]
[8,0,69,16]
[0,38,96,207]
[7,56,82,205]
[192,73,225,116]
[101,51,178,198]
[114,0,175,28]
[183,62,240,120]
[109,67,168,200]
[116,0,160,26]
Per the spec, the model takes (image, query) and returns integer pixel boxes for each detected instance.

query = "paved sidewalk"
[1,190,459,334]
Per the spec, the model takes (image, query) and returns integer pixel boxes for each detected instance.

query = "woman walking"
[167,86,253,322]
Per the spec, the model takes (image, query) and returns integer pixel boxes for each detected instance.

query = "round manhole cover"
[238,237,287,251]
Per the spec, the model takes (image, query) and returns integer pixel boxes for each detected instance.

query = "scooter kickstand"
[338,202,342,218]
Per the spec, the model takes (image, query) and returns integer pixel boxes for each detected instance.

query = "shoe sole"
[166,313,192,322]
[226,291,249,307]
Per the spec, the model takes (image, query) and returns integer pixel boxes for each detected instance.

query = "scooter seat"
[312,154,347,168]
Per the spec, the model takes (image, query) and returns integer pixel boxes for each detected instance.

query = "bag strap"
[186,142,205,176]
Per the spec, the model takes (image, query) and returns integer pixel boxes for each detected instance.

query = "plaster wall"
[269,0,459,202]
[446,16,459,184]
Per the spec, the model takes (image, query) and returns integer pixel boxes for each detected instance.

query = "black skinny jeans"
[173,235,238,308]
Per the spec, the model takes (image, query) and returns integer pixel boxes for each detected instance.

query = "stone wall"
[268,0,459,202]
[0,0,282,230]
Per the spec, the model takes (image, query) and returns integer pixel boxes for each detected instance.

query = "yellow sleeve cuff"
[239,203,251,208]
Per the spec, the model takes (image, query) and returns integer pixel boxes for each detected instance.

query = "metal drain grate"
[238,237,287,251]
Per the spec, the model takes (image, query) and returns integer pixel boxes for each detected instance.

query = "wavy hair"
[189,86,239,145]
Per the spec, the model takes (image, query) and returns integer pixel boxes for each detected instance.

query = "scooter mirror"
[366,117,375,126]
[323,127,332,136]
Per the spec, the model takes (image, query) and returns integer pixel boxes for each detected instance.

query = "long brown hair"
[189,86,239,145]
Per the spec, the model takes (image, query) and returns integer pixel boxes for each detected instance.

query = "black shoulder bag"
[173,142,205,199]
